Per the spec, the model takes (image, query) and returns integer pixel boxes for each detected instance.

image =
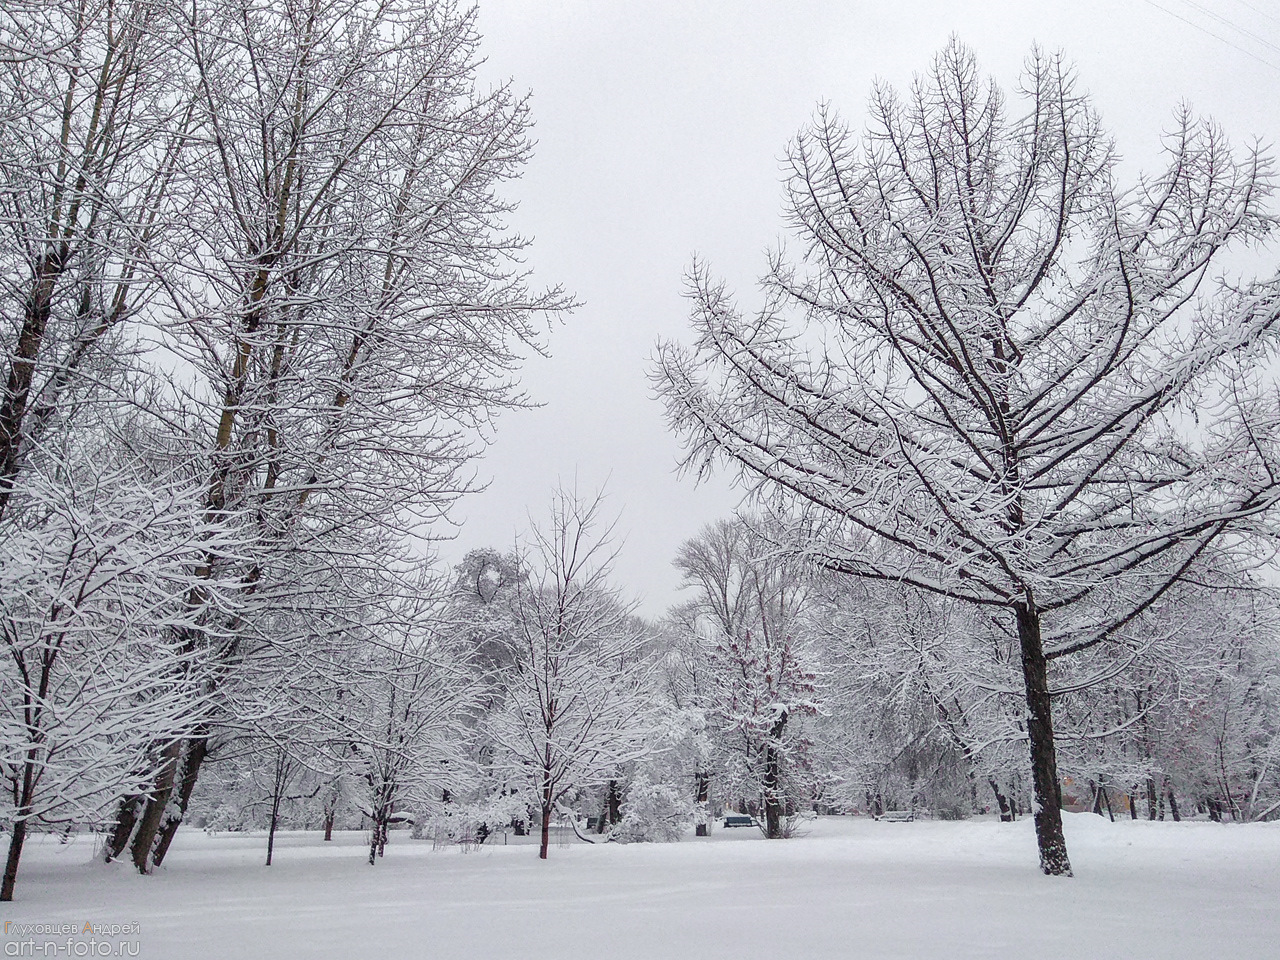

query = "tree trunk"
[605,779,622,826]
[266,806,279,867]
[1091,780,1114,821]
[368,817,382,865]
[695,771,710,836]
[539,804,552,860]
[149,735,209,869]
[103,796,143,862]
[1129,790,1138,820]
[1015,603,1072,876]
[265,749,285,867]
[1,818,27,902]
[323,809,335,841]
[129,739,183,873]
[762,710,788,839]
[989,779,1014,822]
[1146,777,1159,820]
[0,257,64,521]
[1167,786,1181,822]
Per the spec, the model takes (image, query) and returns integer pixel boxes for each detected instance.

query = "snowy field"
[6,813,1279,960]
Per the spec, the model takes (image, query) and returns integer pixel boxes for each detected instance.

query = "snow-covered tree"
[656,40,1280,874]
[0,449,237,901]
[0,0,189,519]
[492,489,654,859]
[97,0,570,872]
[672,519,822,838]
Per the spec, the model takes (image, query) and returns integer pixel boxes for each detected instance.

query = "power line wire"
[1178,0,1280,57]
[1229,0,1280,29]
[1140,0,1280,72]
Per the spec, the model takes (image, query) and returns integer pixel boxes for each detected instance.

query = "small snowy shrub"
[613,777,695,843]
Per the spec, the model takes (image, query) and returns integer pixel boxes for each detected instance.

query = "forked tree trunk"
[1015,603,1072,876]
[122,735,209,873]
[1091,779,1114,821]
[151,736,209,868]
[129,739,183,873]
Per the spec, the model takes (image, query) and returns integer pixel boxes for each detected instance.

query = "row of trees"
[4,10,1279,898]
[183,506,1280,871]
[0,0,567,900]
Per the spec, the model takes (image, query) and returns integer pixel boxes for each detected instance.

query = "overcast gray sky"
[440,0,1280,617]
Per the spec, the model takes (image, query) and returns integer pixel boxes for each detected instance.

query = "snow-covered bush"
[613,776,695,843]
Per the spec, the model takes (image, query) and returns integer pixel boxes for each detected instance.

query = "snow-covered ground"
[6,813,1278,959]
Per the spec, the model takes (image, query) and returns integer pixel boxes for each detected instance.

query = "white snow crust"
[6,813,1278,959]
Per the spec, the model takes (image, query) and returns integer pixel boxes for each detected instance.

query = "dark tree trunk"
[265,748,287,867]
[539,804,552,860]
[605,779,622,826]
[103,796,143,862]
[152,736,208,868]
[1,818,26,902]
[1129,790,1138,820]
[0,254,65,521]
[1146,777,1159,820]
[368,817,382,865]
[1091,780,1114,821]
[1167,786,1181,822]
[762,710,788,839]
[1015,603,1072,876]
[266,807,280,866]
[695,771,710,836]
[323,809,335,842]
[988,779,1014,822]
[129,739,183,873]
[539,765,555,859]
